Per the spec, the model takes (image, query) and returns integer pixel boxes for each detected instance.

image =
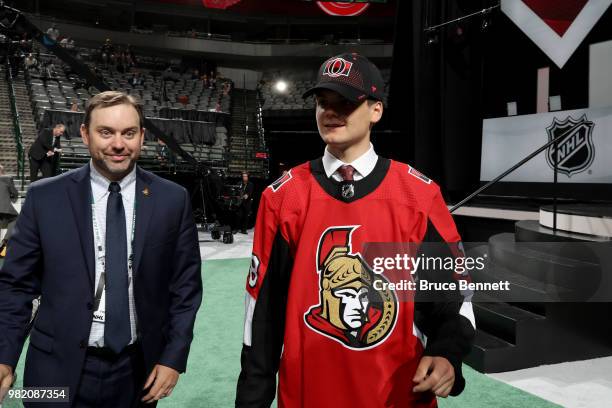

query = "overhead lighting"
[275,80,288,93]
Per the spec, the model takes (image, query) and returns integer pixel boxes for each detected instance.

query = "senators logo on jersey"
[304,226,398,349]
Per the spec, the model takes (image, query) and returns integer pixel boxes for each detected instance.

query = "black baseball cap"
[303,53,385,104]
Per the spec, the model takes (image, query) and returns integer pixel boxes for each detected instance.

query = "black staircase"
[228,89,269,178]
[450,136,612,373]
[465,222,612,373]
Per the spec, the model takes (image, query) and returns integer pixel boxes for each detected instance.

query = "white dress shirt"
[322,143,378,181]
[87,161,138,347]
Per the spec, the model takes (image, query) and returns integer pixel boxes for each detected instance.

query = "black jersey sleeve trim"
[414,220,475,396]
[236,231,293,408]
[309,156,391,203]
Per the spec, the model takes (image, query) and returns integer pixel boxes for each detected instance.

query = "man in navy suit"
[0,91,203,407]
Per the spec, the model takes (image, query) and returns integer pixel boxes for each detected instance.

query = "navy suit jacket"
[0,164,203,406]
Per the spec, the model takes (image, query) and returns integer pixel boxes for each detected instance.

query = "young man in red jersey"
[236,53,475,407]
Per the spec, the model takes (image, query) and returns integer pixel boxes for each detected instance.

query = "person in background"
[0,164,18,257]
[28,123,65,181]
[101,38,114,66]
[236,171,254,234]
[24,53,37,71]
[60,37,75,50]
[45,24,59,41]
[155,138,175,171]
[278,162,289,177]
[201,73,209,89]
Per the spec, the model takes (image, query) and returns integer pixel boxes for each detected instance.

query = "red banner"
[522,0,587,36]
[501,0,612,68]
[316,2,370,16]
[202,0,242,9]
[152,0,395,17]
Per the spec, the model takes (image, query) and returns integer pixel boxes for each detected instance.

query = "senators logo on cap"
[323,57,353,78]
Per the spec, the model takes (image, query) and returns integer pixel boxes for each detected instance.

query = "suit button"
[86,302,93,310]
[79,340,87,349]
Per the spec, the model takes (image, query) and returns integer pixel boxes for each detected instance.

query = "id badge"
[92,286,106,323]
[93,253,106,323]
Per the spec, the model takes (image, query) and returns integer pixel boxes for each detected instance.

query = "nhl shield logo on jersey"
[545,115,595,177]
[304,226,398,349]
[341,182,355,199]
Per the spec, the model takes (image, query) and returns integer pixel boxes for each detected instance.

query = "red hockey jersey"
[236,157,475,408]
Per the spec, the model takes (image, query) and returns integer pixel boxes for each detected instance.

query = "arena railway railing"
[450,130,563,232]
[56,139,229,174]
[5,56,26,189]
[0,3,200,171]
[255,88,270,178]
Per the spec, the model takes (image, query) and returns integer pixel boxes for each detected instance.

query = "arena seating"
[259,70,390,111]
[25,48,232,123]
[20,45,235,176]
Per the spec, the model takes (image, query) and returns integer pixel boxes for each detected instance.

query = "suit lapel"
[66,164,95,290]
[133,167,155,277]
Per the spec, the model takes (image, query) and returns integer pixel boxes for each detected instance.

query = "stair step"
[469,250,571,305]
[465,329,517,373]
[473,296,545,344]
[489,233,601,293]
[515,219,609,243]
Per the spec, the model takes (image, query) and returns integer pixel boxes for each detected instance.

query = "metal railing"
[450,129,566,233]
[255,89,270,178]
[5,58,26,189]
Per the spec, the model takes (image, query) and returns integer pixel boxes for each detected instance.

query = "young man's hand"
[0,364,14,403]
[412,356,455,397]
[141,364,179,403]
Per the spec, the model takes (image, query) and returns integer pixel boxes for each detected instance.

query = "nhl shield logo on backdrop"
[545,115,595,177]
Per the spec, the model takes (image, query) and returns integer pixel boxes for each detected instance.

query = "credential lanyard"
[91,186,137,310]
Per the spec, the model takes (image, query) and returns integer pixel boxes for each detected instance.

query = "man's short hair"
[83,91,144,130]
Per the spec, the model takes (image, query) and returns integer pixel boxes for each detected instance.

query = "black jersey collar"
[310,156,390,203]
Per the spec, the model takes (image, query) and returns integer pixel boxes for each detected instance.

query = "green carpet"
[6,258,560,407]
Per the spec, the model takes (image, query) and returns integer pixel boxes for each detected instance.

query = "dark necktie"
[104,181,131,353]
[338,165,355,181]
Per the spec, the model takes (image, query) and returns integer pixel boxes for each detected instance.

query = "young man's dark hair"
[236,53,475,408]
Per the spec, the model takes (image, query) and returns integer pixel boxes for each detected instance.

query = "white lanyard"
[91,188,137,265]
[90,187,137,324]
